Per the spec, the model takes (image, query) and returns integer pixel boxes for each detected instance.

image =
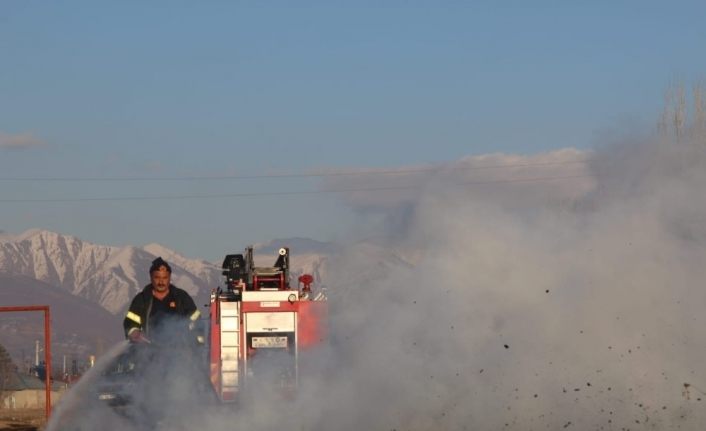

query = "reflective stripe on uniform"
[189,310,201,321]
[126,311,141,325]
[127,327,140,336]
[196,335,205,344]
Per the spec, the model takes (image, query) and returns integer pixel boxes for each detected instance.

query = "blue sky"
[1,1,705,260]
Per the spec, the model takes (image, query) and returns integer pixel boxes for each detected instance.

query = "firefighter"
[123,257,202,344]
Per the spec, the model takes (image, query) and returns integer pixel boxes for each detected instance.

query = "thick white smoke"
[313,131,706,429]
[50,120,706,430]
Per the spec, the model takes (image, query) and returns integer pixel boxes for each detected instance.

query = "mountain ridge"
[0,229,331,315]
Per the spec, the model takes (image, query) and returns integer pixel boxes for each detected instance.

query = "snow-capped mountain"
[0,229,222,315]
[0,230,335,366]
[0,230,332,315]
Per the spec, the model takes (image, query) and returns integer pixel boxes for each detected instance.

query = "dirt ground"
[0,409,46,431]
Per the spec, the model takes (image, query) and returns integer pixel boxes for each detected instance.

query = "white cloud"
[323,148,594,211]
[0,131,45,150]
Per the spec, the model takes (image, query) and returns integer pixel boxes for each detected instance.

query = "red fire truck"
[208,246,327,401]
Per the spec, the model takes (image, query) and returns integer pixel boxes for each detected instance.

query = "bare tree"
[693,83,706,139]
[658,82,706,142]
[658,86,673,138]
[674,84,687,140]
[0,344,15,409]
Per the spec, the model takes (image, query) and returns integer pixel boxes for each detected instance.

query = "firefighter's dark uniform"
[122,283,207,421]
[123,284,202,343]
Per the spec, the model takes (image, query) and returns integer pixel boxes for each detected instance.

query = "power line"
[0,159,591,182]
[0,174,592,203]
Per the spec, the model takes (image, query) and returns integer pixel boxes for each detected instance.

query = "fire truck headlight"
[288,294,297,304]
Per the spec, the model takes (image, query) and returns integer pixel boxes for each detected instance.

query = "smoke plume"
[314,123,706,429]
[49,104,706,430]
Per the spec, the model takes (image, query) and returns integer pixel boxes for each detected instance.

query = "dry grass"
[0,408,45,431]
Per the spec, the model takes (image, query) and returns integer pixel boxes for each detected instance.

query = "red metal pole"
[44,307,51,420]
[0,306,48,313]
[0,305,52,420]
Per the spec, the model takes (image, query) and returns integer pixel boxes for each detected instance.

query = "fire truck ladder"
[219,301,241,401]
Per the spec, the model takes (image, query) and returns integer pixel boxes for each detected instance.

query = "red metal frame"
[0,305,51,420]
[240,301,298,313]
[297,301,327,348]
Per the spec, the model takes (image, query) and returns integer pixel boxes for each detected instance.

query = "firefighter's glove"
[128,329,151,344]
